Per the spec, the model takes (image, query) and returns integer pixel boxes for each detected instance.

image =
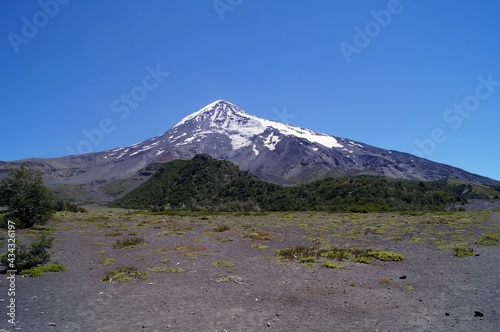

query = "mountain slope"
[1,100,498,203]
[110,154,477,212]
[164,100,498,186]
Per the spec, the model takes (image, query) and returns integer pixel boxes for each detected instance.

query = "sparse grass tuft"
[170,267,185,273]
[102,266,150,282]
[299,256,317,263]
[152,247,167,254]
[217,237,235,242]
[351,256,372,264]
[213,224,231,232]
[212,260,235,268]
[104,231,123,237]
[245,231,271,241]
[101,258,115,266]
[454,246,474,257]
[148,266,168,273]
[322,261,343,269]
[379,277,391,285]
[113,235,146,249]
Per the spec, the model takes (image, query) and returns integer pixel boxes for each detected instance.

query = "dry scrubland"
[1,209,499,331]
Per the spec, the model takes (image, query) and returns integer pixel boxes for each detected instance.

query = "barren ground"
[1,208,499,332]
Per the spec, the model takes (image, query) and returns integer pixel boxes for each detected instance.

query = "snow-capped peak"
[171,100,343,150]
[173,100,249,128]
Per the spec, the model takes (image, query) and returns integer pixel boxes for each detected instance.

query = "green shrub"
[1,234,54,272]
[0,165,55,229]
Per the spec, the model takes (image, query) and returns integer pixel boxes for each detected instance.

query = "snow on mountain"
[171,100,343,151]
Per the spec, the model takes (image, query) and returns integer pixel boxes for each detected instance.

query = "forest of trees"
[110,154,486,212]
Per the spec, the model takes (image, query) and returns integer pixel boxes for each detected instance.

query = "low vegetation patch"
[274,245,404,264]
[366,249,404,261]
[476,232,499,246]
[102,266,150,282]
[21,263,66,277]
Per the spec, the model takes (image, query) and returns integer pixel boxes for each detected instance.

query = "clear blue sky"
[1,1,499,181]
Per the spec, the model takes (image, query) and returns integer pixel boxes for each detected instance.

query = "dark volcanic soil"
[1,211,499,332]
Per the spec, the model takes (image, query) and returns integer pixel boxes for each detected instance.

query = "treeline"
[109,154,495,212]
[53,199,87,213]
